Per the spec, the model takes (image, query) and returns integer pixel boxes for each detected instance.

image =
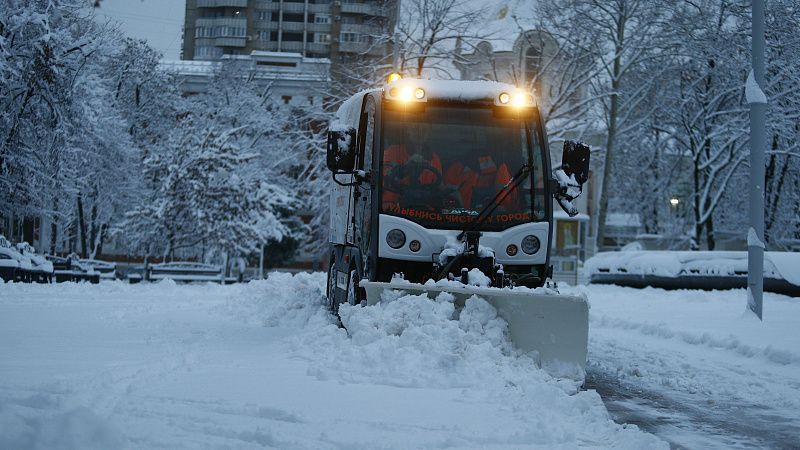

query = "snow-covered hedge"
[585,250,800,285]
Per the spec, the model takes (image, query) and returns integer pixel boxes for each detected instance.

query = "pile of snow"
[221,271,331,329]
[584,250,799,284]
[1,276,664,449]
[227,276,663,448]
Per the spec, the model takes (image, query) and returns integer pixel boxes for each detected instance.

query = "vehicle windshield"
[381,104,546,231]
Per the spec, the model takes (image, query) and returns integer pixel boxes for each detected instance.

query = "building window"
[341,15,358,24]
[257,11,269,20]
[314,33,330,44]
[283,32,303,42]
[314,14,331,24]
[215,26,246,37]
[195,46,222,59]
[283,13,304,22]
[259,31,269,42]
[340,32,358,42]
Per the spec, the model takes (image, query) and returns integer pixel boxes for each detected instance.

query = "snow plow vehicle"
[325,77,591,381]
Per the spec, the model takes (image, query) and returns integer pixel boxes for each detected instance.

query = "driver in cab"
[382,123,442,210]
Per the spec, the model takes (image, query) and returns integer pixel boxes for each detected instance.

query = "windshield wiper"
[456,120,536,242]
[455,163,532,242]
[436,164,531,281]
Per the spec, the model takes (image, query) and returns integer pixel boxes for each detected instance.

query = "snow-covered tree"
[396,0,488,78]
[119,61,300,262]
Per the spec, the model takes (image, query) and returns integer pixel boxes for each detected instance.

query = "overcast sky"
[94,0,185,60]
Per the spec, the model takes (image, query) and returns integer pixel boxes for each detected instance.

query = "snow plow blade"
[361,280,589,383]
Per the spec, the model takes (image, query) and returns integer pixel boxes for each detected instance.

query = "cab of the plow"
[325,79,590,309]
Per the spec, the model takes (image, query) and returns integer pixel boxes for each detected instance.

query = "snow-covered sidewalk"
[0,275,662,449]
[572,284,800,449]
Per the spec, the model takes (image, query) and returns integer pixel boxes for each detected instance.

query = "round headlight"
[386,229,406,249]
[499,92,511,104]
[506,244,518,256]
[414,88,425,99]
[409,240,421,252]
[521,235,540,255]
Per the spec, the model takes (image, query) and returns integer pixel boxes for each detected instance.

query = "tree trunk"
[76,194,87,258]
[764,136,789,245]
[595,18,626,251]
[89,199,98,256]
[705,214,715,251]
[49,199,59,255]
[692,148,702,249]
[93,224,107,259]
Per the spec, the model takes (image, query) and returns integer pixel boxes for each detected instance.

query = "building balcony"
[280,21,306,32]
[307,23,332,32]
[338,41,372,53]
[306,42,330,53]
[214,37,247,47]
[279,41,304,52]
[197,0,248,7]
[196,17,247,29]
[258,3,331,14]
[280,2,306,14]
[340,23,382,35]
[308,4,331,14]
[340,3,387,17]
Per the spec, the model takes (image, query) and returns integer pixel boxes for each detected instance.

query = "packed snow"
[565,284,800,449]
[0,275,664,449]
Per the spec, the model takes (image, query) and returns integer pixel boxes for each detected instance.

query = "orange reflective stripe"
[478,155,497,175]
[494,163,517,207]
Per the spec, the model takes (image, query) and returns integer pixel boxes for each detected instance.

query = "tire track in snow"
[587,330,800,449]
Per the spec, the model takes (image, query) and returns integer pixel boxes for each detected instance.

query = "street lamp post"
[747,0,766,320]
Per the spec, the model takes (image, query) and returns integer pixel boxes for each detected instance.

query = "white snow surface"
[745,70,768,104]
[585,250,800,285]
[746,227,765,249]
[330,89,376,132]
[567,284,800,449]
[437,234,495,264]
[0,275,664,449]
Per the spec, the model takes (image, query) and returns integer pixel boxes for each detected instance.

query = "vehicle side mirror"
[561,140,590,186]
[553,141,590,217]
[326,128,357,173]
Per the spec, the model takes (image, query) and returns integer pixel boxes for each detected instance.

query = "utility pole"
[747,0,766,320]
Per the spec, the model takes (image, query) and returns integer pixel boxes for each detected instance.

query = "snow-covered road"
[0,276,797,449]
[569,285,800,449]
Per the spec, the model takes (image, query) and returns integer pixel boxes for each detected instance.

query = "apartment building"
[181,0,396,67]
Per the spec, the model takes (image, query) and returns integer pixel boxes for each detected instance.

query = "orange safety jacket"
[382,144,442,208]
[444,155,517,210]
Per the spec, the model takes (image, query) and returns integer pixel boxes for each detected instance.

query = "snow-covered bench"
[584,251,800,297]
[47,255,100,284]
[144,262,237,284]
[79,259,117,280]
